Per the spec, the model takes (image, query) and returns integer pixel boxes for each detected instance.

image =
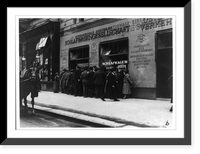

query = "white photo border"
[6,5,190,144]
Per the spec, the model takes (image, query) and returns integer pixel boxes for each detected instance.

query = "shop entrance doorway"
[156,29,173,99]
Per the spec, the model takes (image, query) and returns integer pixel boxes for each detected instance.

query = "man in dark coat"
[60,70,68,93]
[94,67,106,98]
[101,68,119,101]
[68,69,74,95]
[116,69,124,98]
[74,66,82,96]
[64,70,71,94]
[59,69,67,93]
[87,67,95,97]
[80,67,89,97]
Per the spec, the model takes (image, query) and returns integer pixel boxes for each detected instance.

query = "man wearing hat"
[101,67,119,101]
[59,69,67,93]
[74,66,82,96]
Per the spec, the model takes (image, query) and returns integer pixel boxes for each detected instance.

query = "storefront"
[19,19,60,91]
[69,45,89,69]
[60,18,173,99]
[99,37,128,70]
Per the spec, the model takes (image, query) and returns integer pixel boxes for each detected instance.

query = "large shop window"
[23,36,53,82]
[99,38,128,70]
[69,45,89,69]
[38,37,53,82]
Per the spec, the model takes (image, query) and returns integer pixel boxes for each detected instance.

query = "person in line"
[74,66,82,96]
[116,69,124,98]
[69,69,75,95]
[101,68,119,102]
[93,67,106,98]
[66,70,72,95]
[53,72,59,93]
[87,67,95,97]
[64,70,71,94]
[59,69,67,93]
[122,70,133,99]
[80,67,89,97]
[60,70,68,93]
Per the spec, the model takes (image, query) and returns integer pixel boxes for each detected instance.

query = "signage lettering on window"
[102,60,128,66]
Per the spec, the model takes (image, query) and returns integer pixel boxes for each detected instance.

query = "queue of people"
[55,65,134,101]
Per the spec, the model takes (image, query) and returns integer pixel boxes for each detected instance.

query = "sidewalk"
[27,91,173,128]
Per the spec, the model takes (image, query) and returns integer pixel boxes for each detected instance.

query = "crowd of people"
[54,65,134,101]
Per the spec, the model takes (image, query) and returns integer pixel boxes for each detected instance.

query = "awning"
[36,36,48,50]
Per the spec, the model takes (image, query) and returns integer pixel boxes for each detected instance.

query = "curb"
[27,100,159,128]
[28,101,126,128]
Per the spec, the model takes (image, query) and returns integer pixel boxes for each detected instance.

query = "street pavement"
[26,91,173,128]
[20,111,92,128]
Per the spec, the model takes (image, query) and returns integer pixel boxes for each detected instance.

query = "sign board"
[77,63,89,68]
[102,60,128,66]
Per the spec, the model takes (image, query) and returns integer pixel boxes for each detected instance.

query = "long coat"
[64,71,71,87]
[94,70,105,85]
[88,70,95,86]
[81,70,89,85]
[53,74,59,93]
[122,74,133,95]
[104,72,117,98]
[60,71,67,92]
[80,70,89,97]
[116,71,124,97]
[59,70,67,91]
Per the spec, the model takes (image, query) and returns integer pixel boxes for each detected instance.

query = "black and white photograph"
[4,5,192,146]
[19,17,174,129]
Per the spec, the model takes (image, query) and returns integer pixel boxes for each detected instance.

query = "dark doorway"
[156,29,173,98]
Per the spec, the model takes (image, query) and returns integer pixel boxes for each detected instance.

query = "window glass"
[69,46,89,69]
[100,38,128,69]
[100,39,128,56]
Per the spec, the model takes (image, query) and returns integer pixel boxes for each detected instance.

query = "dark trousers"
[101,86,117,100]
[88,84,94,97]
[116,84,123,98]
[74,81,82,96]
[65,85,70,94]
[69,84,74,95]
[95,84,104,98]
[82,83,89,97]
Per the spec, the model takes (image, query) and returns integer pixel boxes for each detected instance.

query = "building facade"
[19,18,60,91]
[60,18,173,99]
